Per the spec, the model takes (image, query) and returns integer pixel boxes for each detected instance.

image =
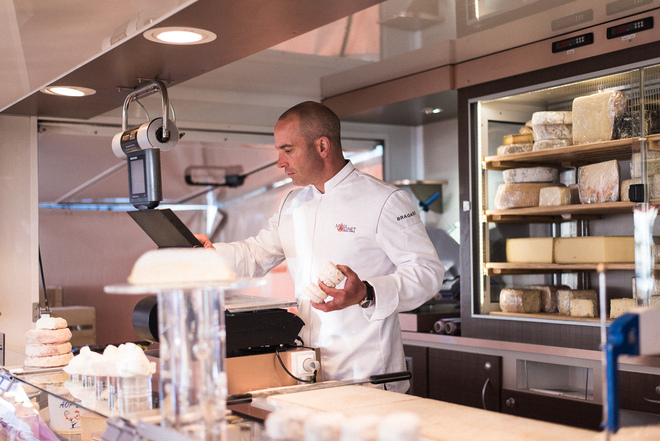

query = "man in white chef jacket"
[196,101,445,393]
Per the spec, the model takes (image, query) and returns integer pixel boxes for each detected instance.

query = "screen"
[130,157,146,195]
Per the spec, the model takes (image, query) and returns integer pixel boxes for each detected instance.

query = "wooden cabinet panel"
[428,348,501,411]
[619,371,660,416]
[501,389,602,430]
[404,344,428,398]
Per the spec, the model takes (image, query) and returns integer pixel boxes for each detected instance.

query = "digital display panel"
[130,157,146,195]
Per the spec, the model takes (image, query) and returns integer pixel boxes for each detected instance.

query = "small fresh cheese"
[577,159,620,204]
[557,289,598,315]
[554,236,634,264]
[506,238,554,263]
[572,90,628,144]
[570,298,598,317]
[610,298,636,319]
[497,143,533,155]
[502,167,558,184]
[539,186,571,206]
[499,289,542,313]
[494,183,562,209]
[527,285,569,313]
[533,138,573,151]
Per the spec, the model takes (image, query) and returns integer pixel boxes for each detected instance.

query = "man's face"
[274,116,323,187]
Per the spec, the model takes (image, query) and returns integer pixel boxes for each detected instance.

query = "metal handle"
[505,397,516,408]
[121,79,170,141]
[481,377,491,410]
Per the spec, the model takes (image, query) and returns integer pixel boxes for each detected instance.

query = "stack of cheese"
[620,150,660,201]
[25,316,73,368]
[303,262,346,304]
[494,166,561,210]
[496,123,534,155]
[531,111,573,151]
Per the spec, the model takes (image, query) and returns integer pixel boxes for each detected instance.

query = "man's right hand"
[194,234,216,250]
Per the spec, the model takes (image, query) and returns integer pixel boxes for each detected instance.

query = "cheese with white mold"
[577,159,620,204]
[572,90,628,144]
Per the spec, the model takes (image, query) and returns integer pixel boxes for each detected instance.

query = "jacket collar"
[316,160,354,194]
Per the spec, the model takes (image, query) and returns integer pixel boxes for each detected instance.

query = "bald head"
[278,101,342,151]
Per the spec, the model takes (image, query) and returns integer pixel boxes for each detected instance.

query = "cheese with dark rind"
[577,159,620,204]
[572,90,628,144]
[499,289,542,313]
[494,183,562,209]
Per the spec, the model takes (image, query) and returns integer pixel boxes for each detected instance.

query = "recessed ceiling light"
[143,27,217,45]
[40,86,96,97]
[423,107,443,115]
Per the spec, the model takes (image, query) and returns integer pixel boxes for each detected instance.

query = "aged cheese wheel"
[531,111,573,140]
[557,289,598,315]
[610,298,636,319]
[497,143,533,155]
[503,133,534,145]
[494,183,562,210]
[630,151,660,179]
[527,285,569,313]
[572,90,628,144]
[539,186,571,206]
[499,289,542,313]
[502,167,558,184]
[570,298,598,317]
[531,111,573,125]
[620,174,660,201]
[554,236,634,264]
[506,238,554,263]
[532,138,573,151]
[577,159,620,204]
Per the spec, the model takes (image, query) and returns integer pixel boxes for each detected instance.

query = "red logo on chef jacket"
[336,223,356,233]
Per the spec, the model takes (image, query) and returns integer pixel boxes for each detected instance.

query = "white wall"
[0,115,39,365]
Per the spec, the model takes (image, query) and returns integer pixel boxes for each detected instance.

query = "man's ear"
[317,136,330,157]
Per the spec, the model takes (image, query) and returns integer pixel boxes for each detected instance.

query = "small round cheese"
[25,352,73,368]
[26,342,72,357]
[304,283,327,303]
[318,262,346,288]
[25,328,72,345]
[36,316,68,330]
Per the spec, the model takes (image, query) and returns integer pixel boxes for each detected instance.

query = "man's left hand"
[311,264,367,312]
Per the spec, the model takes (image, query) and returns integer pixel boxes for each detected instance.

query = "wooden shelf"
[483,138,640,171]
[484,201,635,223]
[489,311,608,323]
[485,262,635,276]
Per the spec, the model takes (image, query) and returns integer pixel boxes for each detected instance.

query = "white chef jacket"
[214,161,445,393]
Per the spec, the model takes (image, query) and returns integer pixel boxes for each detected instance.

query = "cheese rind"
[620,175,660,201]
[527,285,569,313]
[502,167,558,184]
[610,298,636,319]
[557,289,598,315]
[572,90,628,144]
[570,298,598,317]
[533,138,573,151]
[503,133,534,145]
[531,111,573,125]
[539,186,571,206]
[506,238,555,263]
[499,289,542,313]
[630,151,660,179]
[494,183,562,209]
[497,143,532,155]
[577,159,620,204]
[554,236,634,263]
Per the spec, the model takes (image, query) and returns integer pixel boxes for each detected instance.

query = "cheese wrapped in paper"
[572,90,627,144]
[577,159,620,204]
